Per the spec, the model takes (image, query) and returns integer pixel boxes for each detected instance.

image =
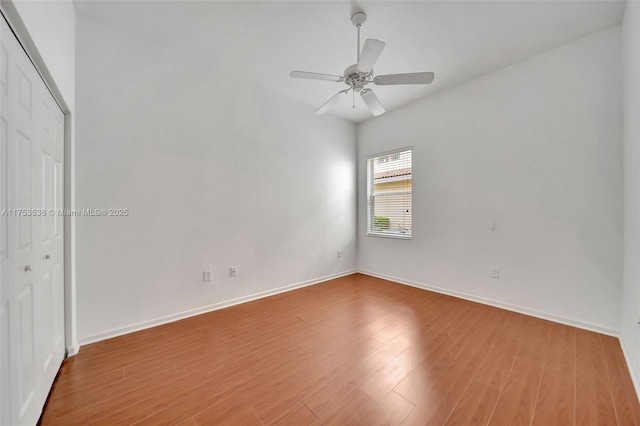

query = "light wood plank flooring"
[41,273,640,425]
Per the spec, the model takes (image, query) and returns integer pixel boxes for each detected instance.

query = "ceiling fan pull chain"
[353,90,355,108]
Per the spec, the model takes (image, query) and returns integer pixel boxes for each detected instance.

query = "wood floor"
[42,273,640,425]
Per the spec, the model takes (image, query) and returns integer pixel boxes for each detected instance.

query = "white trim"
[65,344,79,357]
[366,232,412,240]
[366,146,413,161]
[0,4,70,113]
[78,269,356,346]
[63,114,78,357]
[619,335,640,403]
[358,269,619,336]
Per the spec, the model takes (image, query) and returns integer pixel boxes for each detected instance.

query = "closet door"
[37,67,65,400]
[0,13,65,426]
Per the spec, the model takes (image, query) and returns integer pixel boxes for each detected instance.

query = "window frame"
[366,147,413,240]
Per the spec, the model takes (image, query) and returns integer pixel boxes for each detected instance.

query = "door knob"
[45,254,51,260]
[24,265,32,272]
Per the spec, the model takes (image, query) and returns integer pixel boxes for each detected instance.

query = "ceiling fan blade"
[290,71,344,82]
[360,89,385,116]
[374,72,435,85]
[315,89,350,115]
[356,39,385,74]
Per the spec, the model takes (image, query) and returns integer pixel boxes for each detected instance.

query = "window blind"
[367,148,412,238]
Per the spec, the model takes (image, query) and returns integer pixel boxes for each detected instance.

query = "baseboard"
[619,334,640,403]
[357,269,619,337]
[78,269,356,347]
[65,343,80,357]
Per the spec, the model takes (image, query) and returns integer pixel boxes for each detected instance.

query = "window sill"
[367,232,412,240]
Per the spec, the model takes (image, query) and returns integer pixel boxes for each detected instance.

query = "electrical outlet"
[203,270,212,282]
[229,267,237,277]
[490,267,500,279]
[337,250,342,258]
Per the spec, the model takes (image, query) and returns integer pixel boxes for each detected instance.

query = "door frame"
[0,1,78,356]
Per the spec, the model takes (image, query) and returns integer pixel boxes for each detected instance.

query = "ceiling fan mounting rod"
[357,24,360,63]
[351,12,367,63]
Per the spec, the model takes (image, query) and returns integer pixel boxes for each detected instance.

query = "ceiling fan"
[290,11,435,117]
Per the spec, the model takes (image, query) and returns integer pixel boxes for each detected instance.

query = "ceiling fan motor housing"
[344,64,372,91]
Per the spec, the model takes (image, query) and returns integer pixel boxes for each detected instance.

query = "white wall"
[75,16,356,343]
[3,0,78,353]
[357,26,623,333]
[621,0,640,391]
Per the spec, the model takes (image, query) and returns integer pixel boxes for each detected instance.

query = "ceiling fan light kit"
[290,11,435,117]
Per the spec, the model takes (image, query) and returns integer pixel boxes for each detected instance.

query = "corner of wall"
[621,0,640,403]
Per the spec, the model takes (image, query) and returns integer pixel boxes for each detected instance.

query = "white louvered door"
[0,12,65,426]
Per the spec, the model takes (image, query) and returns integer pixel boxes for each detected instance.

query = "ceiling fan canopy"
[290,11,435,117]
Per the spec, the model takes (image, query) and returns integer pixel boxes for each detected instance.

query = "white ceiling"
[74,1,625,123]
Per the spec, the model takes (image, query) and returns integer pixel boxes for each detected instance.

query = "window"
[376,152,400,163]
[367,148,412,239]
